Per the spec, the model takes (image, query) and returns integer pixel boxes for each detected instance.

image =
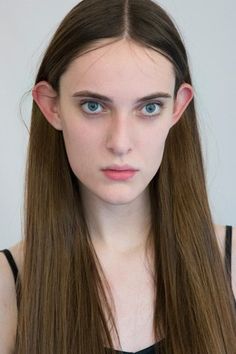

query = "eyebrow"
[72,90,172,103]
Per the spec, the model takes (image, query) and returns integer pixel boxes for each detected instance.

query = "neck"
[80,186,152,256]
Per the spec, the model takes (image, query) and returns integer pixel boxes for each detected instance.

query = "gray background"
[0,0,235,248]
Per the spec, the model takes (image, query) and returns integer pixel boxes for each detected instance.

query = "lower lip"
[102,170,137,180]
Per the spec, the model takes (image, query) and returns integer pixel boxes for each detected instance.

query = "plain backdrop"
[0,0,235,248]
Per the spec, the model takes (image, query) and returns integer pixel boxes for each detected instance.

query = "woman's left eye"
[141,102,163,117]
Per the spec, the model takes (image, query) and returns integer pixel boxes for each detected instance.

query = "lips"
[101,164,139,181]
[101,164,138,171]
[102,169,138,181]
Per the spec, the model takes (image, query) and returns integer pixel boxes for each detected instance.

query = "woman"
[0,0,235,353]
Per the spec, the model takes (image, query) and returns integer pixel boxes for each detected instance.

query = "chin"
[96,187,144,206]
[80,180,147,205]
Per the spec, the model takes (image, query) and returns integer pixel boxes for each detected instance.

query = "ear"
[32,81,62,131]
[171,83,194,126]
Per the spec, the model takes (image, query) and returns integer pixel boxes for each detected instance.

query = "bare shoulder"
[213,223,236,256]
[8,240,24,277]
[213,223,226,257]
[213,223,236,298]
[230,225,236,298]
[0,240,24,353]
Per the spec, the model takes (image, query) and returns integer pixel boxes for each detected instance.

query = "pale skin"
[0,38,235,353]
[32,38,193,257]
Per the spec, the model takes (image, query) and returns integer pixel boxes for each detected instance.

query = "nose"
[105,114,133,156]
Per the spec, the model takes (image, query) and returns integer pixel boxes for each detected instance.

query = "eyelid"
[78,96,164,103]
[140,100,164,107]
[79,99,106,115]
[140,101,164,117]
[79,98,105,110]
[78,98,165,115]
[79,98,105,106]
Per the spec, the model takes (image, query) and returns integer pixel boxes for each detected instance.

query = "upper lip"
[102,164,139,171]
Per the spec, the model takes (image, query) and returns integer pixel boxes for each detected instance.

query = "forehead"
[60,39,175,97]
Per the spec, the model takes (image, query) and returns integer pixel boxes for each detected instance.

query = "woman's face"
[34,39,193,205]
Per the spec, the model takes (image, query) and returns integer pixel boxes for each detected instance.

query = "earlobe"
[172,83,194,126]
[32,81,62,131]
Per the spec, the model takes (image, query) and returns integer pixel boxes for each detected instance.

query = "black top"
[105,341,163,353]
[0,225,234,354]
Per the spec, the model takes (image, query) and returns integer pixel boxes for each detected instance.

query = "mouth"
[101,169,138,181]
[101,164,139,171]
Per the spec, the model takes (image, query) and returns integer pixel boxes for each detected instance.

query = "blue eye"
[80,101,103,114]
[79,100,163,117]
[141,102,163,117]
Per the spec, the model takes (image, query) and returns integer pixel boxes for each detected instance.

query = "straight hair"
[16,0,236,353]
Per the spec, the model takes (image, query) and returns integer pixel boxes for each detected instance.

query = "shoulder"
[0,239,24,296]
[213,223,236,255]
[0,241,23,352]
[8,240,24,277]
[213,224,226,257]
[213,224,236,298]
[230,225,236,298]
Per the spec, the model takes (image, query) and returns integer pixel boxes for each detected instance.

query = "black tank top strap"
[0,249,18,284]
[224,225,232,282]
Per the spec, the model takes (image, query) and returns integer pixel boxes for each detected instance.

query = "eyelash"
[79,99,164,118]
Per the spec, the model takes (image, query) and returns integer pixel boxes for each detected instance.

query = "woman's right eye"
[80,100,104,114]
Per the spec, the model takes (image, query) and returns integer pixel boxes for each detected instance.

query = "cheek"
[141,124,170,176]
[142,124,170,157]
[61,122,97,177]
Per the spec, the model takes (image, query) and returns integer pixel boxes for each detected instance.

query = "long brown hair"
[16,0,236,353]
